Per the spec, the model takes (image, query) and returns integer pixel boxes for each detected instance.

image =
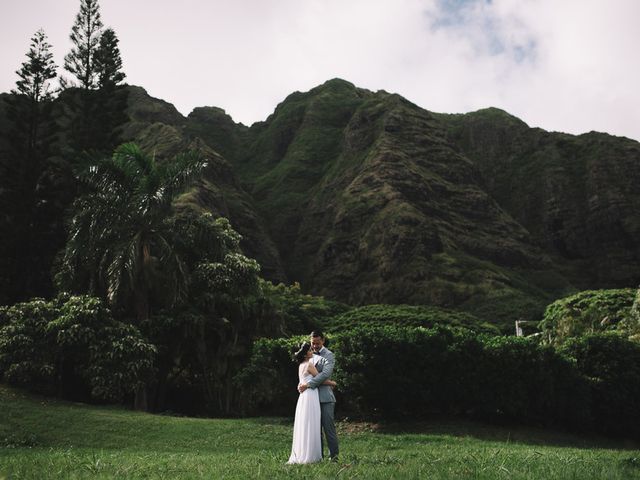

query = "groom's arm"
[306,352,334,389]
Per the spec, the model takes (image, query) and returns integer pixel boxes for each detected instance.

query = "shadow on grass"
[211,412,640,451]
[350,416,640,451]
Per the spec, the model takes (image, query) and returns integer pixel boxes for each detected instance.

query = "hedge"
[236,326,640,438]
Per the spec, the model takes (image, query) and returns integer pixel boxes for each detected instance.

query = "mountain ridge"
[117,80,640,326]
[3,79,638,327]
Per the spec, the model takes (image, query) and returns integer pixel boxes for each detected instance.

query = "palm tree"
[57,142,208,323]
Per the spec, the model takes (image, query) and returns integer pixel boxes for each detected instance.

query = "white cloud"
[1,0,638,140]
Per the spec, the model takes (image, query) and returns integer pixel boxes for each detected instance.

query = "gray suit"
[307,348,339,458]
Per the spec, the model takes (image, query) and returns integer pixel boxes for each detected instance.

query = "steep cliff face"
[185,79,640,324]
[440,108,640,289]
[193,79,578,324]
[186,106,249,164]
[301,93,557,317]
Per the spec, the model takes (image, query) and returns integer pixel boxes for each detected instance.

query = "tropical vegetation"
[1,0,640,463]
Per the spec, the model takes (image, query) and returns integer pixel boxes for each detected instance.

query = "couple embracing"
[287,331,340,464]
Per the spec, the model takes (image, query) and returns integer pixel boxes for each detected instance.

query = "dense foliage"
[0,295,155,401]
[0,2,130,306]
[540,289,639,344]
[561,333,640,438]
[324,304,500,334]
[55,143,208,322]
[50,141,288,414]
[0,30,64,305]
[1,2,640,440]
[138,210,266,414]
[257,281,349,335]
[238,325,640,438]
[234,336,305,416]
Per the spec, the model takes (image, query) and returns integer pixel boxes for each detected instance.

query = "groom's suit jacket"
[307,347,336,404]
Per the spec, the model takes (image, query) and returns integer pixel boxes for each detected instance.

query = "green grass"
[1,384,639,479]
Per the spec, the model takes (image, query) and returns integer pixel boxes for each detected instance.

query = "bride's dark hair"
[293,342,311,364]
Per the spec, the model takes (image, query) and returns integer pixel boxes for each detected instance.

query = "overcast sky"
[2,0,639,141]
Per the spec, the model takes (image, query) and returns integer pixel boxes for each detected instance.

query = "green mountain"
[439,108,640,288]
[186,79,640,325]
[3,79,639,327]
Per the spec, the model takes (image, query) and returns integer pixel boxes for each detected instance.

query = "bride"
[287,342,336,464]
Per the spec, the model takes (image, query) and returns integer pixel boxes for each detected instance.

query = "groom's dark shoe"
[330,455,339,463]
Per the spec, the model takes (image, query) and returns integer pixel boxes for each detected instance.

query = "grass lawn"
[1,384,639,479]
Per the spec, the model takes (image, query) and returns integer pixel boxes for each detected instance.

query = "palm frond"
[160,150,208,199]
[60,143,212,318]
[113,142,154,177]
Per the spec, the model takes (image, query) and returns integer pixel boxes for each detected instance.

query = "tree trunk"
[134,286,149,324]
[134,385,148,411]
[133,270,150,410]
[150,363,171,413]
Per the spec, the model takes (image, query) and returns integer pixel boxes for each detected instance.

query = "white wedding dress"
[287,361,322,464]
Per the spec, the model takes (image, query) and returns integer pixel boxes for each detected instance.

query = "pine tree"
[63,0,102,152]
[94,28,126,89]
[62,1,129,154]
[64,0,103,89]
[13,29,57,102]
[0,29,62,303]
[91,27,128,153]
[10,29,57,163]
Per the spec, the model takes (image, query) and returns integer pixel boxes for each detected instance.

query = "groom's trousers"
[320,402,339,458]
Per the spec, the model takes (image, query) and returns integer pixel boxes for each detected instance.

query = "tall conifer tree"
[10,29,57,165]
[94,28,126,89]
[64,0,103,90]
[92,27,128,153]
[14,29,57,102]
[0,29,60,303]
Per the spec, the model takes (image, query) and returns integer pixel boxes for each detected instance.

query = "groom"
[298,330,339,461]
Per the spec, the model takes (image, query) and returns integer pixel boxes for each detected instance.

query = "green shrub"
[234,336,305,415]
[334,326,589,427]
[325,304,500,335]
[333,325,456,417]
[237,325,639,438]
[0,298,59,394]
[540,289,637,344]
[561,333,640,437]
[236,325,591,433]
[258,281,349,335]
[478,336,589,428]
[0,295,156,402]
